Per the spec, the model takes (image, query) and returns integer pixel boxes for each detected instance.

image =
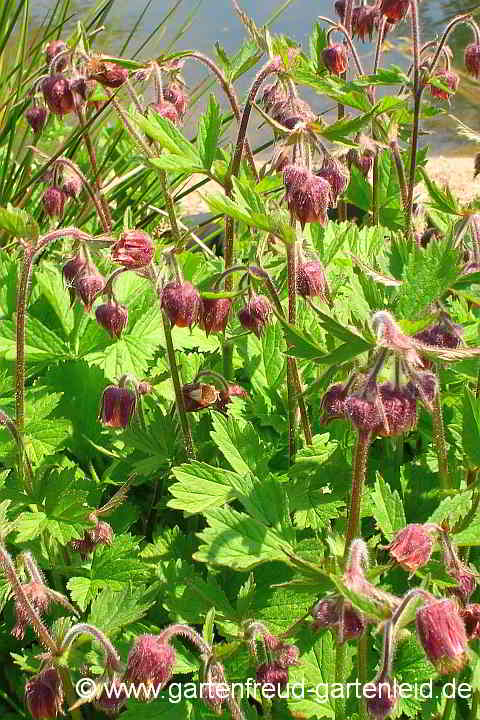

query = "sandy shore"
[178,155,480,216]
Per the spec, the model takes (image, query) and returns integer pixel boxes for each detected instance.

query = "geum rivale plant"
[2,0,480,719]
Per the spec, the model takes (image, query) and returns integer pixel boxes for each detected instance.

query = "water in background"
[34,0,479,154]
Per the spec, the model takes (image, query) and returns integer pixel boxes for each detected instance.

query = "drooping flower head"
[238,294,272,337]
[384,523,436,573]
[25,667,64,719]
[161,281,202,328]
[112,230,154,269]
[416,598,468,675]
[42,74,75,115]
[283,164,333,228]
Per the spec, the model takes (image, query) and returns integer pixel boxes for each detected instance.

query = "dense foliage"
[1,0,480,719]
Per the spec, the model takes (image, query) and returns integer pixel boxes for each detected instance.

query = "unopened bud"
[296,260,328,299]
[284,164,333,228]
[238,294,272,337]
[200,298,232,335]
[25,667,64,719]
[45,40,68,70]
[416,598,468,675]
[320,383,348,424]
[42,74,75,115]
[465,43,480,79]
[125,634,176,698]
[322,43,348,75]
[100,385,136,428]
[74,265,105,311]
[43,186,66,219]
[95,300,129,339]
[161,281,202,328]
[366,677,397,720]
[26,106,48,133]
[256,662,289,695]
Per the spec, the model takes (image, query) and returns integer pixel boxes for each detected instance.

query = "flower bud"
[62,171,83,199]
[352,4,380,42]
[71,516,114,558]
[63,254,88,285]
[200,298,231,335]
[74,265,105,311]
[311,596,366,640]
[442,536,477,603]
[112,230,154,269]
[377,382,417,437]
[88,59,128,88]
[161,281,202,328]
[347,148,374,178]
[460,604,480,640]
[43,186,66,219]
[297,261,328,299]
[345,392,382,434]
[429,70,459,100]
[25,106,48,133]
[137,381,153,395]
[256,661,289,695]
[379,0,409,22]
[95,300,129,339]
[150,101,179,125]
[414,322,462,349]
[276,643,300,668]
[100,385,136,428]
[261,82,288,113]
[25,667,64,719]
[163,82,188,119]
[125,634,176,698]
[406,372,437,405]
[182,382,219,412]
[322,43,348,75]
[273,97,315,129]
[201,683,227,715]
[94,678,127,716]
[284,164,333,228]
[320,383,348,424]
[69,76,96,102]
[215,384,249,414]
[316,158,349,206]
[45,40,68,70]
[13,582,50,639]
[416,598,468,675]
[366,678,397,720]
[384,523,435,573]
[465,43,480,79]
[238,294,272,337]
[42,74,75,115]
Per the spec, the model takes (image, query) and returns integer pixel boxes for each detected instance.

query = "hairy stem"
[358,633,369,720]
[390,140,409,216]
[58,667,83,720]
[60,623,124,672]
[286,242,297,463]
[162,310,195,459]
[334,641,347,720]
[432,383,449,490]
[406,0,422,233]
[15,246,34,490]
[344,430,371,555]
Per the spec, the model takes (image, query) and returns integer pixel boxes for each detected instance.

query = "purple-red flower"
[100,385,136,428]
[163,82,188,119]
[465,43,480,78]
[70,515,114,558]
[384,523,435,573]
[150,101,180,125]
[416,598,468,675]
[125,634,176,698]
[200,298,231,335]
[42,74,75,115]
[296,261,328,299]
[215,384,249,414]
[320,383,349,424]
[238,294,272,337]
[26,106,48,133]
[95,300,129,339]
[182,383,219,412]
[25,667,64,719]
[322,43,348,75]
[112,230,154,269]
[73,264,105,312]
[366,677,397,720]
[43,187,66,219]
[256,662,289,696]
[45,40,68,70]
[284,164,333,228]
[161,281,202,328]
[429,70,459,100]
[379,0,410,23]
[87,59,129,88]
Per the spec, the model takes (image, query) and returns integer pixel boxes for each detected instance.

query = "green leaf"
[418,167,460,216]
[132,110,200,163]
[429,490,473,528]
[88,586,155,635]
[463,389,480,467]
[168,462,237,513]
[371,475,406,541]
[194,506,293,570]
[203,606,215,646]
[0,204,39,239]
[196,94,222,170]
[211,412,269,476]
